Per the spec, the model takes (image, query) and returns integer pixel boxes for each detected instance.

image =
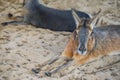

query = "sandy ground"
[0,0,120,80]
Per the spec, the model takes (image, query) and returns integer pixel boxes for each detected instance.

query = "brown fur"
[62,31,77,58]
[44,10,120,76]
[62,25,120,65]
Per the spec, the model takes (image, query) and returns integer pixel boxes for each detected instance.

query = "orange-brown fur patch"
[62,25,120,65]
[62,31,77,58]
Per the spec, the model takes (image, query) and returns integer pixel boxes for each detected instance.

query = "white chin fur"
[77,50,87,55]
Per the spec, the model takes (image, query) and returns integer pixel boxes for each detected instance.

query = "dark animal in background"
[1,0,90,32]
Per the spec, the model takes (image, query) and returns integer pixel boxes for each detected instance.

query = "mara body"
[32,9,120,77]
[1,0,90,32]
[62,10,120,64]
[45,25,120,76]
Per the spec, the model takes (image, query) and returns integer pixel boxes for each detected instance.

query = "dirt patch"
[0,0,120,80]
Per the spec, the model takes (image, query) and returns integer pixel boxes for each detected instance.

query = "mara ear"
[85,18,93,32]
[90,8,101,26]
[71,8,81,29]
[90,17,100,30]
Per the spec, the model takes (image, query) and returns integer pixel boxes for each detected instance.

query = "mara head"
[72,9,100,55]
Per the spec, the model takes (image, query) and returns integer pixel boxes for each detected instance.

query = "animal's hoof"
[8,13,13,18]
[31,68,40,74]
[45,72,51,77]
[1,22,8,26]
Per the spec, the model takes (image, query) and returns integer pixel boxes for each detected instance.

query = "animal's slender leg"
[1,21,26,26]
[39,55,61,69]
[47,55,62,65]
[44,59,73,77]
[32,55,62,74]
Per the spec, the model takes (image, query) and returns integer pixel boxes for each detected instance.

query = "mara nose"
[79,46,86,53]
